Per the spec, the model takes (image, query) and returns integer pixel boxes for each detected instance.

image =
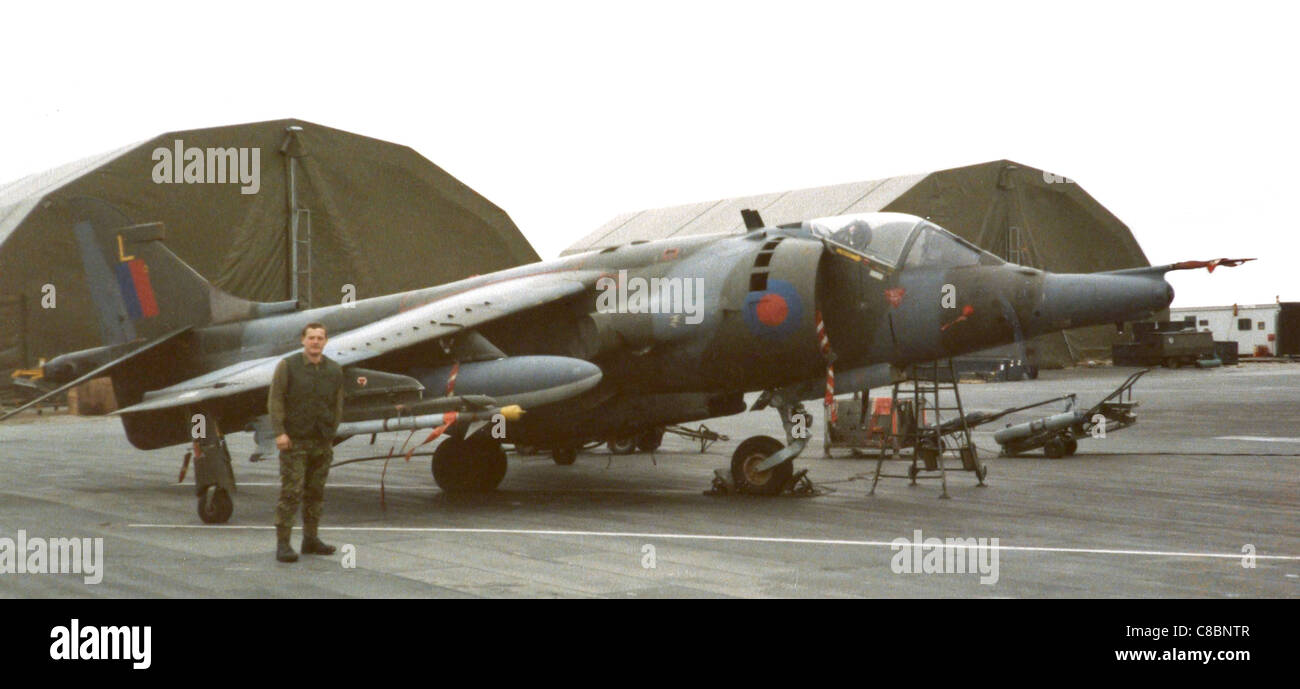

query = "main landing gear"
[719,388,814,496]
[432,432,508,493]
[550,446,579,465]
[606,427,666,455]
[549,427,666,465]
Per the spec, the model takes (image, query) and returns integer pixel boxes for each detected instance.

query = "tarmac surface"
[2,364,1297,598]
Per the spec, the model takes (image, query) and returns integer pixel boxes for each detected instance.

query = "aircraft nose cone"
[1033,273,1173,333]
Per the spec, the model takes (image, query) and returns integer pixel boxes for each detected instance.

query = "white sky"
[3,1,1296,308]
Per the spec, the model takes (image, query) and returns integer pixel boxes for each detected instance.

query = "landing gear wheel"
[1044,436,1067,459]
[607,436,637,455]
[551,446,578,466]
[636,427,665,452]
[730,435,792,496]
[1063,437,1078,456]
[197,487,233,524]
[472,436,508,491]
[433,434,507,493]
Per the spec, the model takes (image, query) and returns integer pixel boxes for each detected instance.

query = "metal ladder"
[869,358,985,498]
[290,207,312,308]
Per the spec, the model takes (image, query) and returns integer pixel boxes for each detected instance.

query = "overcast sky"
[3,1,1295,308]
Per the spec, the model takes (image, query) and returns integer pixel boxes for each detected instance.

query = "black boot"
[276,525,299,563]
[301,522,336,555]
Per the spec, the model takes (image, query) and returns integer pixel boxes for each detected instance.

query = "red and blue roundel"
[743,279,803,339]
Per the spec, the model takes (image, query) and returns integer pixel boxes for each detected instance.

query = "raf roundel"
[755,293,789,327]
[742,278,804,340]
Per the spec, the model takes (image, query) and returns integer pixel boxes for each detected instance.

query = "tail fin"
[68,197,296,345]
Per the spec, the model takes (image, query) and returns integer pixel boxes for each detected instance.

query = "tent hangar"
[0,119,539,372]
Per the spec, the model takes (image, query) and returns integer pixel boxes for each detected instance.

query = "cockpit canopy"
[802,212,1004,269]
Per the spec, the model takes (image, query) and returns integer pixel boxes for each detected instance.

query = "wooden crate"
[71,377,118,415]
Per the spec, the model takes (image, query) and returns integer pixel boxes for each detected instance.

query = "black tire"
[1063,437,1078,456]
[433,436,475,492]
[635,427,665,452]
[470,435,508,491]
[551,446,578,466]
[433,434,507,493]
[197,487,233,524]
[607,436,637,455]
[1044,436,1067,459]
[730,435,791,496]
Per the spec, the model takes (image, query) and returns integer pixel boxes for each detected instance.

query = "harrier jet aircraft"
[3,197,1249,521]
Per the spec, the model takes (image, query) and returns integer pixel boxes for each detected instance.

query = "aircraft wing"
[112,271,600,415]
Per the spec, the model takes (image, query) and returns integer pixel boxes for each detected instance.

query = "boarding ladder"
[290,207,312,308]
[869,358,986,498]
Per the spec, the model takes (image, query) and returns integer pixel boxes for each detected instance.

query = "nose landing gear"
[713,388,816,496]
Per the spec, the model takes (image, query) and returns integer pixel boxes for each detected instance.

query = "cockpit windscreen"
[804,213,920,266]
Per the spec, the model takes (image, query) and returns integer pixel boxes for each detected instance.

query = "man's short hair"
[301,322,328,338]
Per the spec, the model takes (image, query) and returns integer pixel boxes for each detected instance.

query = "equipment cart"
[992,369,1148,458]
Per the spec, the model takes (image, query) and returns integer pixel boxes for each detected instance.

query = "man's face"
[302,328,327,357]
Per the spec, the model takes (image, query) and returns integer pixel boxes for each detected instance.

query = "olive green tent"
[564,160,1152,367]
[0,119,539,370]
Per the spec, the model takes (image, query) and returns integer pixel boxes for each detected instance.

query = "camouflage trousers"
[275,439,333,530]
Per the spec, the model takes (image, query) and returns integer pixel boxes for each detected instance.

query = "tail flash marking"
[73,221,136,344]
[127,260,159,318]
[114,261,143,319]
[113,259,159,320]
[113,233,160,320]
[116,234,135,262]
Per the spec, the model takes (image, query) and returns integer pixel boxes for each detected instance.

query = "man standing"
[268,322,344,563]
